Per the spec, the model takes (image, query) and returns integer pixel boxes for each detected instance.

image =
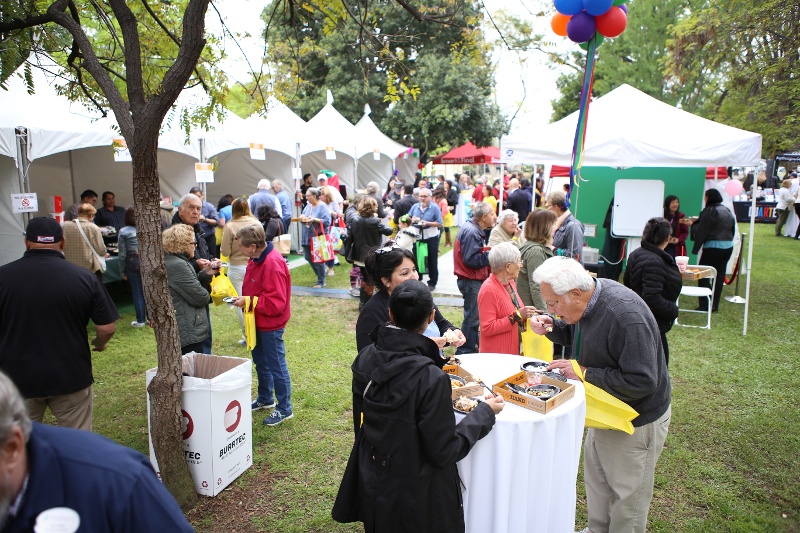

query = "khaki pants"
[26,385,93,431]
[584,405,671,533]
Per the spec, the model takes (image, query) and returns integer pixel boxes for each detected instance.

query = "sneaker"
[263,410,293,426]
[131,321,146,328]
[348,287,360,297]
[238,339,247,346]
[327,267,335,277]
[251,399,276,411]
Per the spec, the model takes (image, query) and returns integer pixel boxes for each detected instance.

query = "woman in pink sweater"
[477,242,538,354]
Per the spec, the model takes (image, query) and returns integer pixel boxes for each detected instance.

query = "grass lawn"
[86,222,799,532]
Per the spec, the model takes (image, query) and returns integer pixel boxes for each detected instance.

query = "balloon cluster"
[551,0,628,47]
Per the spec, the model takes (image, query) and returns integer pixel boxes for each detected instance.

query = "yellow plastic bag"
[522,325,553,361]
[571,360,638,434]
[243,296,259,351]
[210,273,237,306]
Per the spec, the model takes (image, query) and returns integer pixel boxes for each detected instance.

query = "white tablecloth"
[456,353,586,533]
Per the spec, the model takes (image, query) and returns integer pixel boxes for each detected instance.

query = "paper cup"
[675,256,689,273]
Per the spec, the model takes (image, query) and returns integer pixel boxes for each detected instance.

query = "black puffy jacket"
[339,326,495,532]
[623,241,683,334]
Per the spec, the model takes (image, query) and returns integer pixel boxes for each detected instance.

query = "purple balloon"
[567,11,597,43]
[583,0,613,16]
[554,0,584,16]
[619,3,627,13]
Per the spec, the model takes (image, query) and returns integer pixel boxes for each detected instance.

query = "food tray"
[492,371,575,414]
[682,267,714,280]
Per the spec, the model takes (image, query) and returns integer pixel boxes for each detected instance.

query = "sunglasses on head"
[375,243,402,255]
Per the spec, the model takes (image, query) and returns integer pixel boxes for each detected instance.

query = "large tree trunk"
[134,134,197,509]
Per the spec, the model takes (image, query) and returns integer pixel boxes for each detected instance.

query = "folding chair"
[675,265,717,330]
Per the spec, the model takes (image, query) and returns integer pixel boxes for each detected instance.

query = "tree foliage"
[664,0,800,157]
[257,0,508,160]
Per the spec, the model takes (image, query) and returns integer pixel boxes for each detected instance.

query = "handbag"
[210,273,238,306]
[521,325,553,361]
[272,221,291,256]
[415,240,428,274]
[340,224,355,264]
[75,219,107,272]
[329,218,347,253]
[570,360,638,434]
[243,296,259,351]
[310,222,335,263]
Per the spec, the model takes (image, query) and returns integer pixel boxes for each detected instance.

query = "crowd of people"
[0,168,757,532]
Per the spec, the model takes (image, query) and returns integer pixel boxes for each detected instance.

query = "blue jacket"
[4,423,193,532]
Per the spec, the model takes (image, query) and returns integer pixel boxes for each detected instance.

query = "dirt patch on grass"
[186,469,288,532]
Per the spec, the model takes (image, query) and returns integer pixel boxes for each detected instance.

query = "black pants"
[419,235,440,288]
[697,247,732,311]
[661,331,670,367]
[794,204,800,238]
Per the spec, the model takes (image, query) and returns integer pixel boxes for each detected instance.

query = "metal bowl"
[449,374,467,389]
[520,361,549,373]
[524,384,560,401]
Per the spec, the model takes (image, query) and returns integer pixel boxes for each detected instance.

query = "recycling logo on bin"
[182,409,193,440]
[224,400,242,433]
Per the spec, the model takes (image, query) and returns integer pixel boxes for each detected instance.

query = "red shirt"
[242,244,291,331]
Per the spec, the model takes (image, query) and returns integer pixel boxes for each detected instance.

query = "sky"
[206,0,566,134]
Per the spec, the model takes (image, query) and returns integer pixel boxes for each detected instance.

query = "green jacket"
[164,253,209,348]
[517,240,554,309]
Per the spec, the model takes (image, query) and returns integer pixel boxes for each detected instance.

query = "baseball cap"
[25,217,63,243]
[317,174,328,182]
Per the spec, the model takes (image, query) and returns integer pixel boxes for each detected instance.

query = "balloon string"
[567,36,597,209]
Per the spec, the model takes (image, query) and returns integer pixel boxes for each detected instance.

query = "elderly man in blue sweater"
[531,256,671,533]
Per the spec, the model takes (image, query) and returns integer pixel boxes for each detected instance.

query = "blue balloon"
[554,0,584,16]
[583,0,614,16]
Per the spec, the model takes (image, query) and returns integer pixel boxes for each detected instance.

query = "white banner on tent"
[291,168,302,182]
[11,193,38,213]
[249,143,265,160]
[373,149,380,161]
[325,146,336,160]
[112,137,132,162]
[195,163,214,183]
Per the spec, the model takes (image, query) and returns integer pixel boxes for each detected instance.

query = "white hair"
[471,201,492,220]
[178,193,200,208]
[532,256,593,295]
[497,209,518,226]
[272,180,284,191]
[0,371,32,443]
[488,242,521,272]
[366,181,380,195]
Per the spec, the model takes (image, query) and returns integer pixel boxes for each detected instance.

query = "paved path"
[287,248,464,307]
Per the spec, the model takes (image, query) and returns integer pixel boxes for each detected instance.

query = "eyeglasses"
[375,243,402,255]
[189,242,198,247]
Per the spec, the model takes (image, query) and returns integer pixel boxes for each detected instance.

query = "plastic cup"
[526,370,543,386]
[675,256,689,273]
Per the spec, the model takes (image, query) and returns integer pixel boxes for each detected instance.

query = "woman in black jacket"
[690,188,736,312]
[624,218,682,365]
[333,280,504,532]
[350,197,393,307]
[355,242,466,352]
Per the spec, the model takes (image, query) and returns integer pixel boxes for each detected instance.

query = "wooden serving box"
[682,267,714,280]
[492,371,575,414]
[443,364,484,400]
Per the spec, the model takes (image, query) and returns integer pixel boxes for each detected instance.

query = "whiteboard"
[611,180,665,237]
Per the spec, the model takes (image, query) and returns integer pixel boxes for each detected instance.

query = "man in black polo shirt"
[0,217,119,431]
[94,191,126,244]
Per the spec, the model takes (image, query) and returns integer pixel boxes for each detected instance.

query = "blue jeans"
[252,328,292,415]
[303,245,326,286]
[127,270,146,323]
[456,278,482,354]
[201,306,212,354]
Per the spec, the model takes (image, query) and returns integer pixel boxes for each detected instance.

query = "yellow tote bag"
[243,296,259,351]
[521,323,554,361]
[571,360,638,434]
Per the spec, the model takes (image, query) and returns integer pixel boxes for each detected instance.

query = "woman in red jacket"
[232,224,293,426]
[477,242,538,354]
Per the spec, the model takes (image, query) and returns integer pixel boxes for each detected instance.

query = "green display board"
[569,167,707,264]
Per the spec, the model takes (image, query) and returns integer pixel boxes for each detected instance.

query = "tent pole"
[293,142,302,254]
[198,138,207,196]
[14,128,31,227]
[743,180,756,335]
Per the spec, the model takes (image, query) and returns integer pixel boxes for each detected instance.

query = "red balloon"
[596,6,627,38]
[551,13,570,37]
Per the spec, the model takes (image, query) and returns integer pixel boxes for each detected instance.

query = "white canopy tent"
[501,83,763,334]
[354,106,407,190]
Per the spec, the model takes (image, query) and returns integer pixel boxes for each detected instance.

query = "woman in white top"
[775,179,795,237]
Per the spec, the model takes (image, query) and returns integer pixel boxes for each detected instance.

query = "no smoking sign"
[11,193,38,213]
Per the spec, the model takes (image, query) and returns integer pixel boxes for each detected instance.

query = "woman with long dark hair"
[662,195,688,257]
[624,217,682,365]
[355,241,465,352]
[335,280,504,531]
[690,189,736,312]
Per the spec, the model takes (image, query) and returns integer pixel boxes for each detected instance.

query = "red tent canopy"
[550,165,728,179]
[432,142,502,165]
